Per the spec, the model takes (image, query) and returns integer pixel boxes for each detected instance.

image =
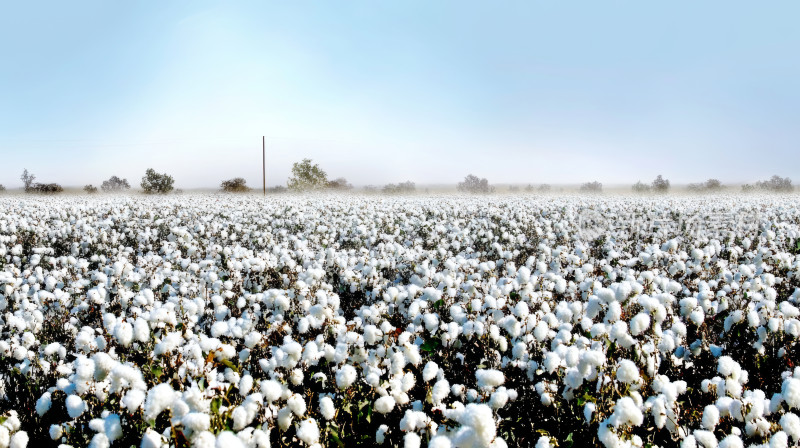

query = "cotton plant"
[0,194,799,446]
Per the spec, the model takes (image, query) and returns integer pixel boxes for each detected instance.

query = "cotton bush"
[0,193,799,447]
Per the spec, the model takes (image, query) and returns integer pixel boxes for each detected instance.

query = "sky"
[1,1,799,189]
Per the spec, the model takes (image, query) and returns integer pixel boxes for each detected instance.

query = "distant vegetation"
[221,177,251,193]
[458,174,493,194]
[383,181,416,194]
[579,181,603,193]
[141,168,174,194]
[102,176,131,192]
[20,169,63,194]
[742,175,794,193]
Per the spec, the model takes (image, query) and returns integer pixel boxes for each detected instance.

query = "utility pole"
[262,136,266,196]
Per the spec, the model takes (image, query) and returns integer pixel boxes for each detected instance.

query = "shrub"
[101,176,131,192]
[29,183,63,194]
[0,184,5,192]
[756,175,793,192]
[287,159,328,191]
[383,181,416,194]
[84,185,98,194]
[457,174,492,194]
[267,185,287,194]
[538,184,552,192]
[632,181,651,193]
[579,181,603,193]
[221,177,251,193]
[688,179,724,193]
[328,178,353,190]
[141,169,174,194]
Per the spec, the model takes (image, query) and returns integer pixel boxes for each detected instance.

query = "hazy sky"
[1,1,799,188]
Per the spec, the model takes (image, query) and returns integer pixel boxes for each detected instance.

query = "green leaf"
[151,364,163,378]
[420,338,441,353]
[220,359,239,372]
[210,397,222,414]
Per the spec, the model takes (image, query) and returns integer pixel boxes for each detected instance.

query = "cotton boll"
[261,380,283,403]
[49,425,62,441]
[453,404,496,448]
[429,435,452,448]
[405,432,421,448]
[375,395,396,414]
[783,378,800,409]
[216,431,246,448]
[239,375,254,397]
[66,394,86,418]
[780,412,800,441]
[336,365,357,389]
[376,425,389,444]
[717,434,743,448]
[423,362,439,382]
[288,394,306,416]
[122,389,145,412]
[629,313,650,336]
[296,419,320,445]
[9,432,28,448]
[616,360,640,384]
[700,404,719,430]
[319,396,336,420]
[36,392,52,416]
[476,369,505,389]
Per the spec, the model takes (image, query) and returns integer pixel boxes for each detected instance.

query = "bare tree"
[457,174,492,194]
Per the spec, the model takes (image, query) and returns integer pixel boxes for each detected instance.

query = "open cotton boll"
[36,392,52,416]
[423,362,439,382]
[296,418,320,445]
[783,378,800,409]
[615,360,640,384]
[475,369,505,389]
[336,365,357,389]
[239,375,254,397]
[288,394,306,416]
[452,403,497,448]
[261,380,283,403]
[610,396,643,427]
[215,431,246,448]
[375,395,396,414]
[405,432,421,448]
[143,383,178,421]
[629,313,650,336]
[717,434,743,448]
[702,404,720,430]
[319,396,336,420]
[781,412,800,441]
[9,432,28,448]
[66,394,86,419]
[429,435,452,448]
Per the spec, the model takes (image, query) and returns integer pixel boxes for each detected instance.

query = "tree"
[579,181,603,193]
[221,177,251,193]
[651,175,670,193]
[756,175,793,192]
[141,168,174,194]
[84,185,98,194]
[0,184,5,192]
[287,159,328,191]
[704,179,722,190]
[457,174,492,194]
[632,181,651,193]
[101,176,131,192]
[30,183,63,194]
[538,184,552,193]
[327,177,353,190]
[20,169,35,192]
[383,181,416,194]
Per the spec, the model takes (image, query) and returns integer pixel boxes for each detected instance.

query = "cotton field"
[2,194,800,448]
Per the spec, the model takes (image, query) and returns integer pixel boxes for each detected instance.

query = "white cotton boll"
[489,388,509,409]
[104,414,122,442]
[405,432,421,448]
[320,396,336,420]
[423,362,439,382]
[122,389,145,412]
[193,432,216,448]
[336,365,357,389]
[429,435,452,448]
[9,432,28,448]
[89,433,110,448]
[780,412,800,441]
[36,392,52,416]
[693,430,717,448]
[216,431,246,448]
[535,436,553,448]
[629,313,650,336]
[375,395,396,414]
[140,428,163,448]
[115,321,134,347]
[66,394,86,419]
[261,380,283,403]
[239,375,254,396]
[611,396,643,427]
[584,402,596,424]
[771,431,789,448]
[134,318,150,343]
[182,413,211,433]
[296,419,320,445]
[453,403,496,448]
[144,383,177,421]
[702,404,720,429]
[49,425,62,440]
[0,427,8,448]
[615,360,640,384]
[476,369,505,389]
[232,406,249,431]
[718,435,743,448]
[288,394,306,416]
[277,407,293,431]
[783,378,800,409]
[376,425,389,444]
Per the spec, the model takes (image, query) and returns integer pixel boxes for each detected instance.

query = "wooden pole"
[262,136,266,196]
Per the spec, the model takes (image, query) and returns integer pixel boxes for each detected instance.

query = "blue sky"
[1,1,798,188]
